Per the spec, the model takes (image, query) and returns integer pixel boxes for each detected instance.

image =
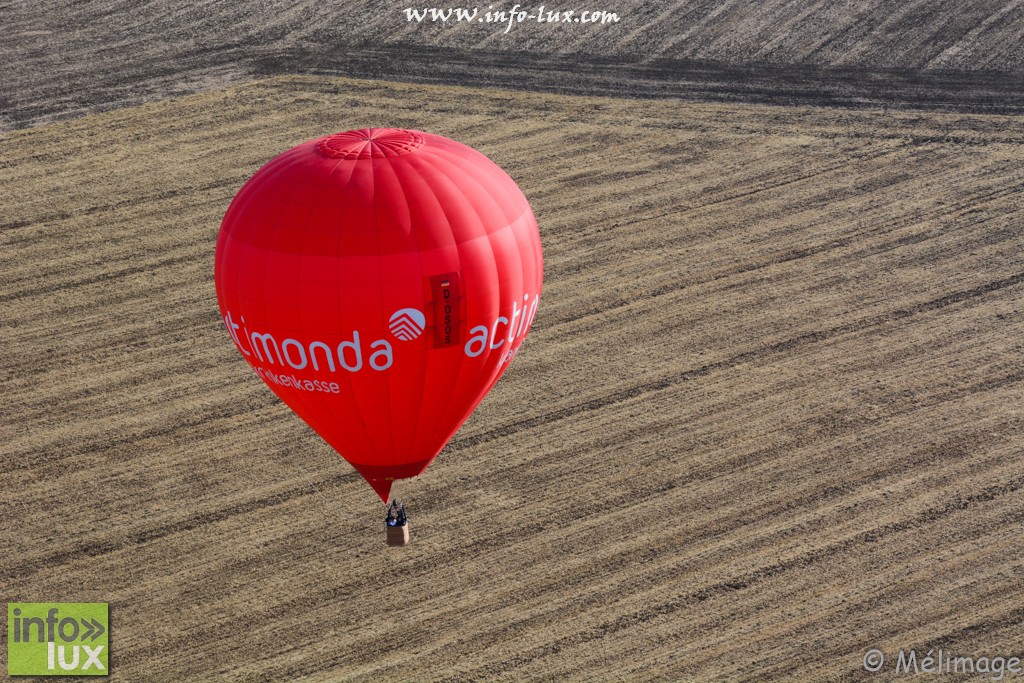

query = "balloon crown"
[316,128,425,160]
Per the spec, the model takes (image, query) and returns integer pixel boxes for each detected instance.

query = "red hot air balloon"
[215,129,543,501]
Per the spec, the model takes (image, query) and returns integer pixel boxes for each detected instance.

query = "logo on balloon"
[388,308,426,341]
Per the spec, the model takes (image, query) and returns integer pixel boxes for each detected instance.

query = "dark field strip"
[263,46,1024,116]
[6,0,1024,131]
[2,77,1023,681]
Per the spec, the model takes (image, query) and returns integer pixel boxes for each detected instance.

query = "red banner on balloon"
[430,272,462,348]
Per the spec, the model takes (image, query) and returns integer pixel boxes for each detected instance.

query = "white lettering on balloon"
[223,291,539,387]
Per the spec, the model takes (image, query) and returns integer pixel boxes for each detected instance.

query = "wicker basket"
[386,523,410,546]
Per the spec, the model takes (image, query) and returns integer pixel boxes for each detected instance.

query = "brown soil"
[2,76,1023,680]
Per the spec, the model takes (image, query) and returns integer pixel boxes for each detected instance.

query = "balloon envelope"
[215,128,543,500]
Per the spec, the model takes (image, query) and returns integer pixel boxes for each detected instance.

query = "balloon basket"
[386,524,410,547]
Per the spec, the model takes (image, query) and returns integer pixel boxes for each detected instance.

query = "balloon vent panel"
[317,128,425,159]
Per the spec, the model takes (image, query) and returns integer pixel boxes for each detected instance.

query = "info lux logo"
[7,603,108,676]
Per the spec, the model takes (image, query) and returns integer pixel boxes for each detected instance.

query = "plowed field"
[3,76,1023,680]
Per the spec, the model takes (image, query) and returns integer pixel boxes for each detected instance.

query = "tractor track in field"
[452,270,1024,454]
[4,34,1024,133]
[3,74,1024,680]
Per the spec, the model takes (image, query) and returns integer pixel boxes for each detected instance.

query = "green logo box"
[7,603,109,676]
